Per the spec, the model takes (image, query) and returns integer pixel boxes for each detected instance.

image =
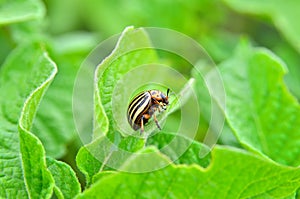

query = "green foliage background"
[1,0,300,198]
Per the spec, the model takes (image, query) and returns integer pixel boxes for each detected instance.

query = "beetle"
[127,89,170,134]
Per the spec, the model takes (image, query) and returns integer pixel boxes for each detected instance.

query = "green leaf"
[0,43,56,198]
[47,157,81,199]
[147,132,211,167]
[218,41,300,166]
[222,0,300,101]
[192,64,241,148]
[78,131,212,186]
[94,26,157,138]
[223,0,300,54]
[19,130,54,198]
[0,0,45,25]
[94,26,188,139]
[77,146,300,198]
[77,26,158,187]
[76,135,144,187]
[76,140,102,187]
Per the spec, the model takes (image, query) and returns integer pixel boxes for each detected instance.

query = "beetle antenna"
[167,88,170,97]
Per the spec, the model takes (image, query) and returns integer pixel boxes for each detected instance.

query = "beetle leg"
[140,115,144,135]
[140,114,151,135]
[143,113,151,119]
[153,112,161,130]
[153,98,161,105]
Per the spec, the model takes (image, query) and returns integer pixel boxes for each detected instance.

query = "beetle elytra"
[127,89,170,134]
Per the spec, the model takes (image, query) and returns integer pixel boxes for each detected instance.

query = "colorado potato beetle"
[127,89,170,134]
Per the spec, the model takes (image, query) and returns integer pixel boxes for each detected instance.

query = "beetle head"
[150,89,169,107]
[159,89,169,107]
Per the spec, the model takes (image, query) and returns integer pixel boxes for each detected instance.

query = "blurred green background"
[2,0,299,97]
[1,0,300,188]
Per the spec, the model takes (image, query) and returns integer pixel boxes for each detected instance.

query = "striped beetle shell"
[127,89,170,133]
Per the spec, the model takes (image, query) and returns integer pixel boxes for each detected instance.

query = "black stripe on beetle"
[127,89,170,134]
